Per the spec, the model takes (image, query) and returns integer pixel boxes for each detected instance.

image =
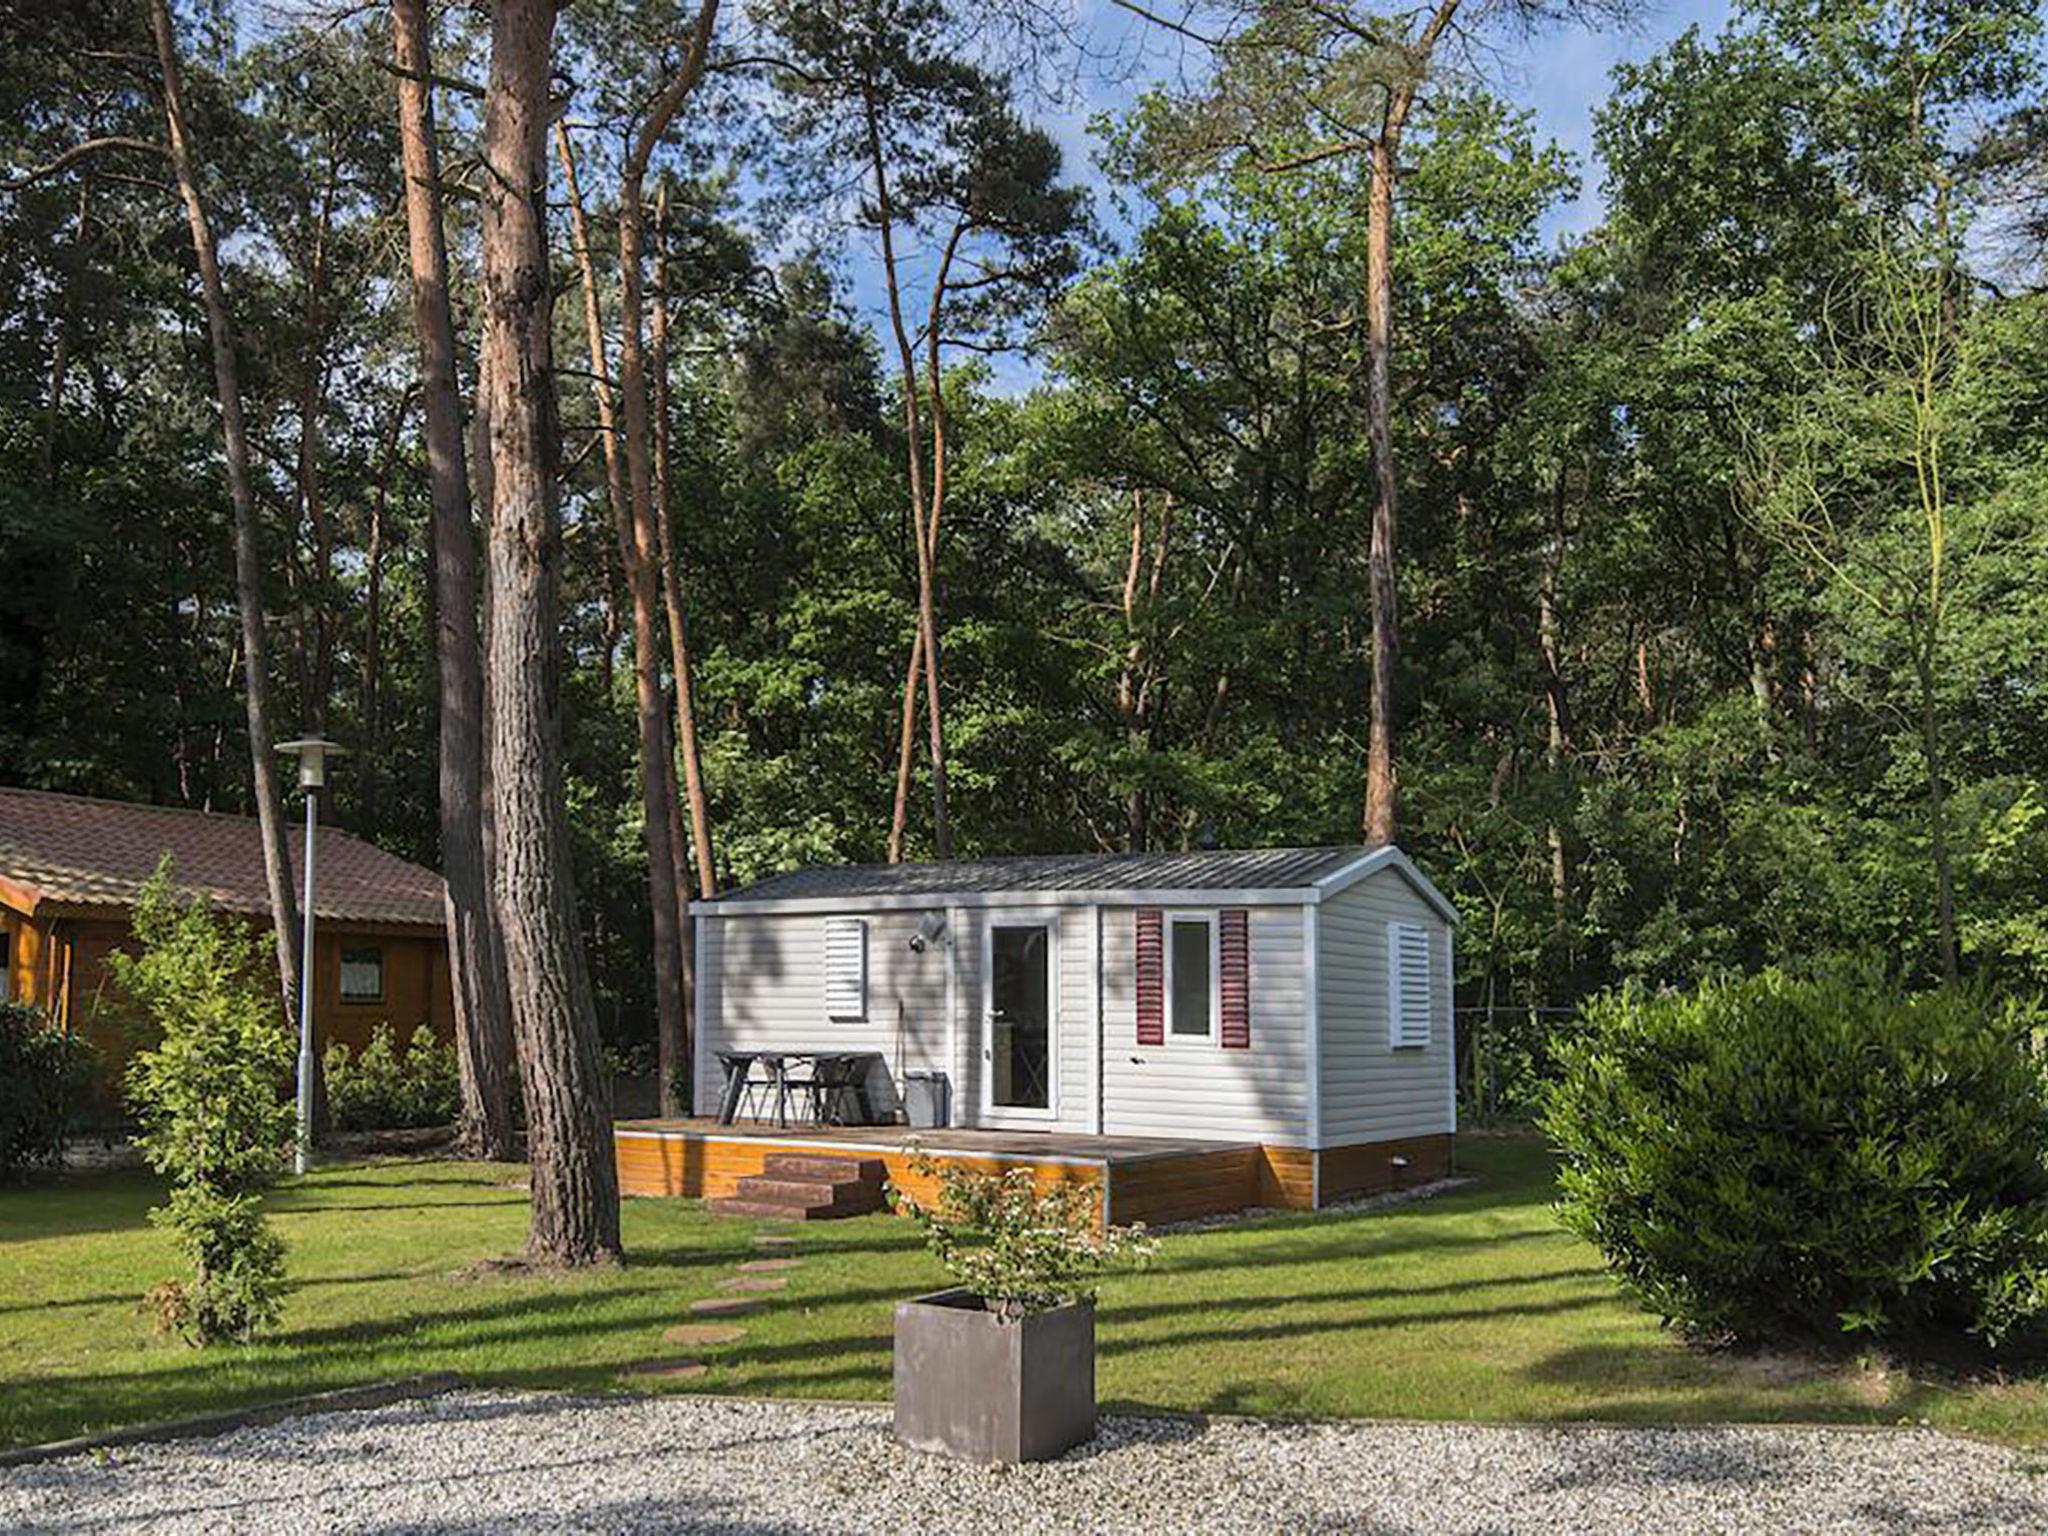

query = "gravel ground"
[4,1390,2045,1535]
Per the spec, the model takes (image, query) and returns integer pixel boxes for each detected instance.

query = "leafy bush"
[325,1024,459,1131]
[112,865,293,1345]
[1543,966,2048,1348]
[889,1149,1157,1319]
[0,999,93,1180]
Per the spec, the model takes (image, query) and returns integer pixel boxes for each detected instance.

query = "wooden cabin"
[0,786,453,1115]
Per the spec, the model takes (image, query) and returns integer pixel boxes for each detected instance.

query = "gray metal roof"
[709,847,1369,905]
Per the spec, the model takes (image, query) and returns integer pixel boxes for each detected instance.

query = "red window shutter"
[1220,908,1250,1048]
[1135,908,1164,1046]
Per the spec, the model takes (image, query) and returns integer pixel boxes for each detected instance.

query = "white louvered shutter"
[824,917,867,1020]
[1387,922,1433,1048]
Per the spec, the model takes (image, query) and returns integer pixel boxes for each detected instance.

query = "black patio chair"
[715,1050,773,1125]
[805,1053,874,1126]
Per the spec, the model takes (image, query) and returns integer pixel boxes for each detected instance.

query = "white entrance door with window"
[980,912,1058,1124]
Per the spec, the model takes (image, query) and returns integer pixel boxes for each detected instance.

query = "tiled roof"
[710,846,1369,904]
[0,787,445,929]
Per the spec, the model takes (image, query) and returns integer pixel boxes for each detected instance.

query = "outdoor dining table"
[715,1049,881,1128]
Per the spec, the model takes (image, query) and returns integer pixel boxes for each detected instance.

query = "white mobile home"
[672,845,1458,1214]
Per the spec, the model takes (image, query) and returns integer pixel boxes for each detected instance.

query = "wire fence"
[1453,1004,1587,1123]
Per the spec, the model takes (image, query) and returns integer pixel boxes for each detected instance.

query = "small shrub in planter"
[1543,965,2048,1350]
[0,999,94,1181]
[888,1151,1156,1463]
[325,1023,459,1131]
[112,866,294,1345]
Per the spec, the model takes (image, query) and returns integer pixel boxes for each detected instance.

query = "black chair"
[805,1053,875,1126]
[716,1051,773,1124]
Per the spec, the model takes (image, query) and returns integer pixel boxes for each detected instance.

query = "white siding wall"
[1099,904,1310,1144]
[1316,869,1455,1144]
[694,908,950,1117]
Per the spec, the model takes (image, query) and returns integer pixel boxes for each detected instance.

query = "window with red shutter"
[1219,908,1250,1048]
[1135,908,1164,1046]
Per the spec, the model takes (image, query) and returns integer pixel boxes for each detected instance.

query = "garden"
[9,1131,2048,1453]
[10,878,2048,1458]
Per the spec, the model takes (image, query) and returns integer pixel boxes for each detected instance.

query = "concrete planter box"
[892,1288,1096,1464]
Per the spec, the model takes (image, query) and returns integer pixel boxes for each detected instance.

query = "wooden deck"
[613,1117,1303,1226]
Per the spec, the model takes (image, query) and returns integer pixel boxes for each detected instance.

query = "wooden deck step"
[760,1153,886,1185]
[707,1154,886,1220]
[707,1197,823,1220]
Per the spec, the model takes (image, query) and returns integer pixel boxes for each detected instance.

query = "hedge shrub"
[0,1000,93,1180]
[325,1024,458,1131]
[1543,967,2048,1348]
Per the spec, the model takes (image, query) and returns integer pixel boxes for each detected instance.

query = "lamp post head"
[276,737,344,792]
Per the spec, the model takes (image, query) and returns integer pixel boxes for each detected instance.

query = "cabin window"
[1165,913,1217,1039]
[824,917,867,1020]
[1387,922,1433,1048]
[339,945,385,1004]
[0,930,11,1001]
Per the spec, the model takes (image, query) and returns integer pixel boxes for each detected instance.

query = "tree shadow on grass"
[1146,1223,1566,1279]
[1516,1341,1906,1427]
[269,1198,528,1217]
[1101,1261,1605,1323]
[1093,1291,1618,1380]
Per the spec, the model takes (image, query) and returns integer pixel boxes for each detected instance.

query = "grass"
[4,1136,2048,1449]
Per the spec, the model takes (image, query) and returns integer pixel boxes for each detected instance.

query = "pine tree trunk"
[392,0,518,1161]
[1361,131,1400,848]
[613,1,717,1117]
[558,117,689,1113]
[1119,490,1147,851]
[651,177,718,906]
[293,163,339,738]
[360,392,407,838]
[554,123,632,542]
[479,0,620,1261]
[1538,471,1572,950]
[867,90,949,861]
[1356,0,1458,847]
[147,0,302,1022]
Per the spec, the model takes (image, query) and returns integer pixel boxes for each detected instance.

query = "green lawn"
[4,1136,2045,1449]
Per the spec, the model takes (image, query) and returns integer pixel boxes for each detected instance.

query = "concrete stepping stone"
[736,1258,801,1273]
[752,1235,801,1249]
[689,1295,761,1315]
[623,1358,707,1380]
[663,1324,746,1347]
[718,1275,788,1293]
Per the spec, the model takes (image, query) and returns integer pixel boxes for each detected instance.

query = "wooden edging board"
[0,1373,464,1469]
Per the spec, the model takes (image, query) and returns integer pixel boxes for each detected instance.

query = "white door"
[981,914,1058,1123]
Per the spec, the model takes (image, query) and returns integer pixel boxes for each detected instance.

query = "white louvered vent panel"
[1387,922,1433,1049]
[824,917,868,1021]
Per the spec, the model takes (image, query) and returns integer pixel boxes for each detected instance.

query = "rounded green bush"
[1542,968,2048,1348]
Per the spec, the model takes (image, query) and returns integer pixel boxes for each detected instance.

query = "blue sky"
[841,0,1737,389]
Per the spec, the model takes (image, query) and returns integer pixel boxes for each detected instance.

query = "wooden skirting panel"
[617,1129,1454,1226]
[1107,1149,1260,1227]
[615,1131,1103,1210]
[1258,1147,1317,1210]
[1315,1133,1454,1205]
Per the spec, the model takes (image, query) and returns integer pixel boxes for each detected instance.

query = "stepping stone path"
[629,1233,806,1387]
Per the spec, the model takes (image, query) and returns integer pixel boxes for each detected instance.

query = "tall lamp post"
[277,737,342,1176]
